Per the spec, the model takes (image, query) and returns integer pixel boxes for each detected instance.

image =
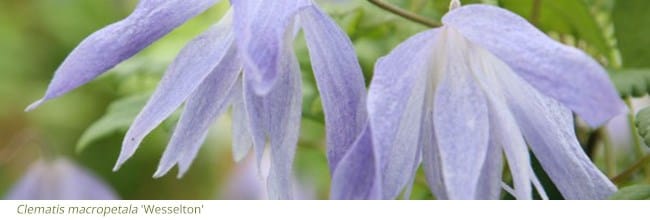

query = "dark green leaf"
[609,185,650,200]
[610,69,650,98]
[635,106,650,148]
[613,0,650,68]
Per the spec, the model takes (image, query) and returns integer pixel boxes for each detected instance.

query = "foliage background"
[0,0,648,199]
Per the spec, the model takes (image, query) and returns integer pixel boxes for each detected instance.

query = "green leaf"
[610,69,650,98]
[499,0,612,58]
[635,106,650,148]
[609,185,650,200]
[613,0,650,68]
[76,95,148,153]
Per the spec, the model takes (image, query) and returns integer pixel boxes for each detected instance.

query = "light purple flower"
[26,0,367,199]
[5,158,118,200]
[333,2,626,200]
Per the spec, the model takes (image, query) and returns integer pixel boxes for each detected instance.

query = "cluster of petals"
[332,3,625,200]
[27,0,367,199]
[26,0,625,200]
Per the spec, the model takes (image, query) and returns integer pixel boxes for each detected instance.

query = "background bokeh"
[1,0,648,199]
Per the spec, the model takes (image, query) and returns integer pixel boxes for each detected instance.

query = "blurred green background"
[1,0,649,199]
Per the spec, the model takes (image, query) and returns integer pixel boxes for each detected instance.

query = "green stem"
[531,0,542,26]
[612,153,650,185]
[600,128,616,177]
[624,97,650,182]
[367,0,441,28]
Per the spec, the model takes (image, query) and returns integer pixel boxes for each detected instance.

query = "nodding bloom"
[6,158,118,200]
[333,1,626,200]
[26,0,367,199]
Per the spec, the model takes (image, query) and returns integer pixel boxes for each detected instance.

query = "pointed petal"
[469,36,567,200]
[401,148,422,200]
[421,109,448,200]
[299,6,368,171]
[231,0,311,94]
[153,43,242,178]
[490,53,617,199]
[475,139,504,200]
[443,5,626,127]
[242,78,268,168]
[433,74,490,200]
[512,93,616,199]
[27,0,221,110]
[433,29,490,200]
[114,13,234,170]
[367,29,439,199]
[265,58,302,200]
[485,102,532,200]
[330,125,382,199]
[242,40,303,200]
[231,78,253,163]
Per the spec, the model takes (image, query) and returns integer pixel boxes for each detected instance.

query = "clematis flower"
[334,1,626,200]
[5,158,118,200]
[26,0,367,199]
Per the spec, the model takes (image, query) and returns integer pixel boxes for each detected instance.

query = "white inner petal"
[428,26,548,199]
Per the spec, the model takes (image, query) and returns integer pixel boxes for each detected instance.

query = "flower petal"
[366,29,439,199]
[242,79,267,168]
[433,28,490,200]
[421,110,448,199]
[26,0,221,110]
[266,66,303,200]
[443,5,626,127]
[231,0,311,94]
[492,54,617,199]
[299,6,368,171]
[400,151,422,200]
[153,43,241,178]
[485,102,532,200]
[242,38,303,200]
[114,13,234,170]
[466,45,535,200]
[231,79,253,163]
[474,140,503,200]
[330,125,382,199]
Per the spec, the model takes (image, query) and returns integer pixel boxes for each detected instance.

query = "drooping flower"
[26,0,367,199]
[6,158,118,200]
[334,1,626,200]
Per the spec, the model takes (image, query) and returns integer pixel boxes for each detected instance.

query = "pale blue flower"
[26,0,367,199]
[6,158,118,200]
[333,3,626,200]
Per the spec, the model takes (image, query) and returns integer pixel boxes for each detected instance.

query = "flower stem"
[586,128,616,177]
[531,0,542,26]
[367,0,441,28]
[611,153,650,185]
[624,97,650,182]
[600,128,617,177]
